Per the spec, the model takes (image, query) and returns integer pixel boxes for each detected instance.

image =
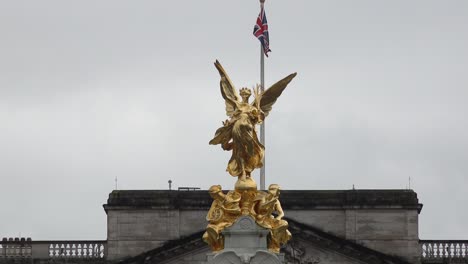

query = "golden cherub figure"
[209,60,297,181]
[202,185,241,252]
[255,184,291,253]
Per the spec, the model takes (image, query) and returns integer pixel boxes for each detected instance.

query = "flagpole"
[259,0,266,191]
[260,45,265,191]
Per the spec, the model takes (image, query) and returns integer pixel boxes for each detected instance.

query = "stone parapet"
[104,189,422,211]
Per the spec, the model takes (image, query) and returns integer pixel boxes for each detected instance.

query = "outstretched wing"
[214,60,240,117]
[260,72,297,117]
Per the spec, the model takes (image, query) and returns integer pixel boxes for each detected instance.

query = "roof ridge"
[117,219,412,264]
[117,230,207,264]
[285,217,411,264]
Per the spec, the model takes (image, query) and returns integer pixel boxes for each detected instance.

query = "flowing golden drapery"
[209,103,264,177]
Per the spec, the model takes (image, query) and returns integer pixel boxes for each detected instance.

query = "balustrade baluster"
[88,243,93,257]
[84,243,88,258]
[26,244,31,257]
[100,244,104,258]
[73,244,75,257]
[422,242,427,258]
[428,243,432,258]
[427,243,433,258]
[78,243,82,258]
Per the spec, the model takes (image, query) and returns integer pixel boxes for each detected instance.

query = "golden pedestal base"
[234,177,257,191]
[203,179,291,253]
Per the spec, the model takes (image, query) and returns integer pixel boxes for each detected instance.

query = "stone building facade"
[1,189,467,264]
[104,189,423,264]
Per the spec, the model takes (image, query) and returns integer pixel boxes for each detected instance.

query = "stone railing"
[1,238,106,259]
[0,238,31,258]
[421,240,468,260]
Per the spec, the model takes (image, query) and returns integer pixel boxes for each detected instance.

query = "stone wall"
[103,189,422,263]
[286,208,420,263]
[104,190,210,260]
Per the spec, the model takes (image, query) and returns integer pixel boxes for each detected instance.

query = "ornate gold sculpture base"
[235,178,257,216]
[234,177,257,191]
[203,179,291,254]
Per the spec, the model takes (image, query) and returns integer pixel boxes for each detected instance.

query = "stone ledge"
[103,189,422,213]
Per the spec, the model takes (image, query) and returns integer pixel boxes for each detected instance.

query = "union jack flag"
[253,6,271,57]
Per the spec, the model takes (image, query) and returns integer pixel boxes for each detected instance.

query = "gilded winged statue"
[209,60,297,181]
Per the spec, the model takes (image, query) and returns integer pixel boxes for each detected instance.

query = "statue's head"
[208,185,223,199]
[268,184,280,197]
[239,88,251,102]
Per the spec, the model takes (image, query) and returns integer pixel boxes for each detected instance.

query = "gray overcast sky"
[0,0,467,240]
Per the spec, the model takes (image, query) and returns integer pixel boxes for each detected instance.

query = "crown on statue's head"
[239,88,252,97]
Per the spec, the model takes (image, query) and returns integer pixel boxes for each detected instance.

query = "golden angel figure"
[209,60,297,181]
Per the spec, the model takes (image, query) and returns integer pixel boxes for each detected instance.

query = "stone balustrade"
[0,238,31,258]
[3,238,468,262]
[0,238,106,259]
[421,240,468,260]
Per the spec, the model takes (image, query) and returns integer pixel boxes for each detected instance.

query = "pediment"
[285,219,411,264]
[118,219,411,264]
